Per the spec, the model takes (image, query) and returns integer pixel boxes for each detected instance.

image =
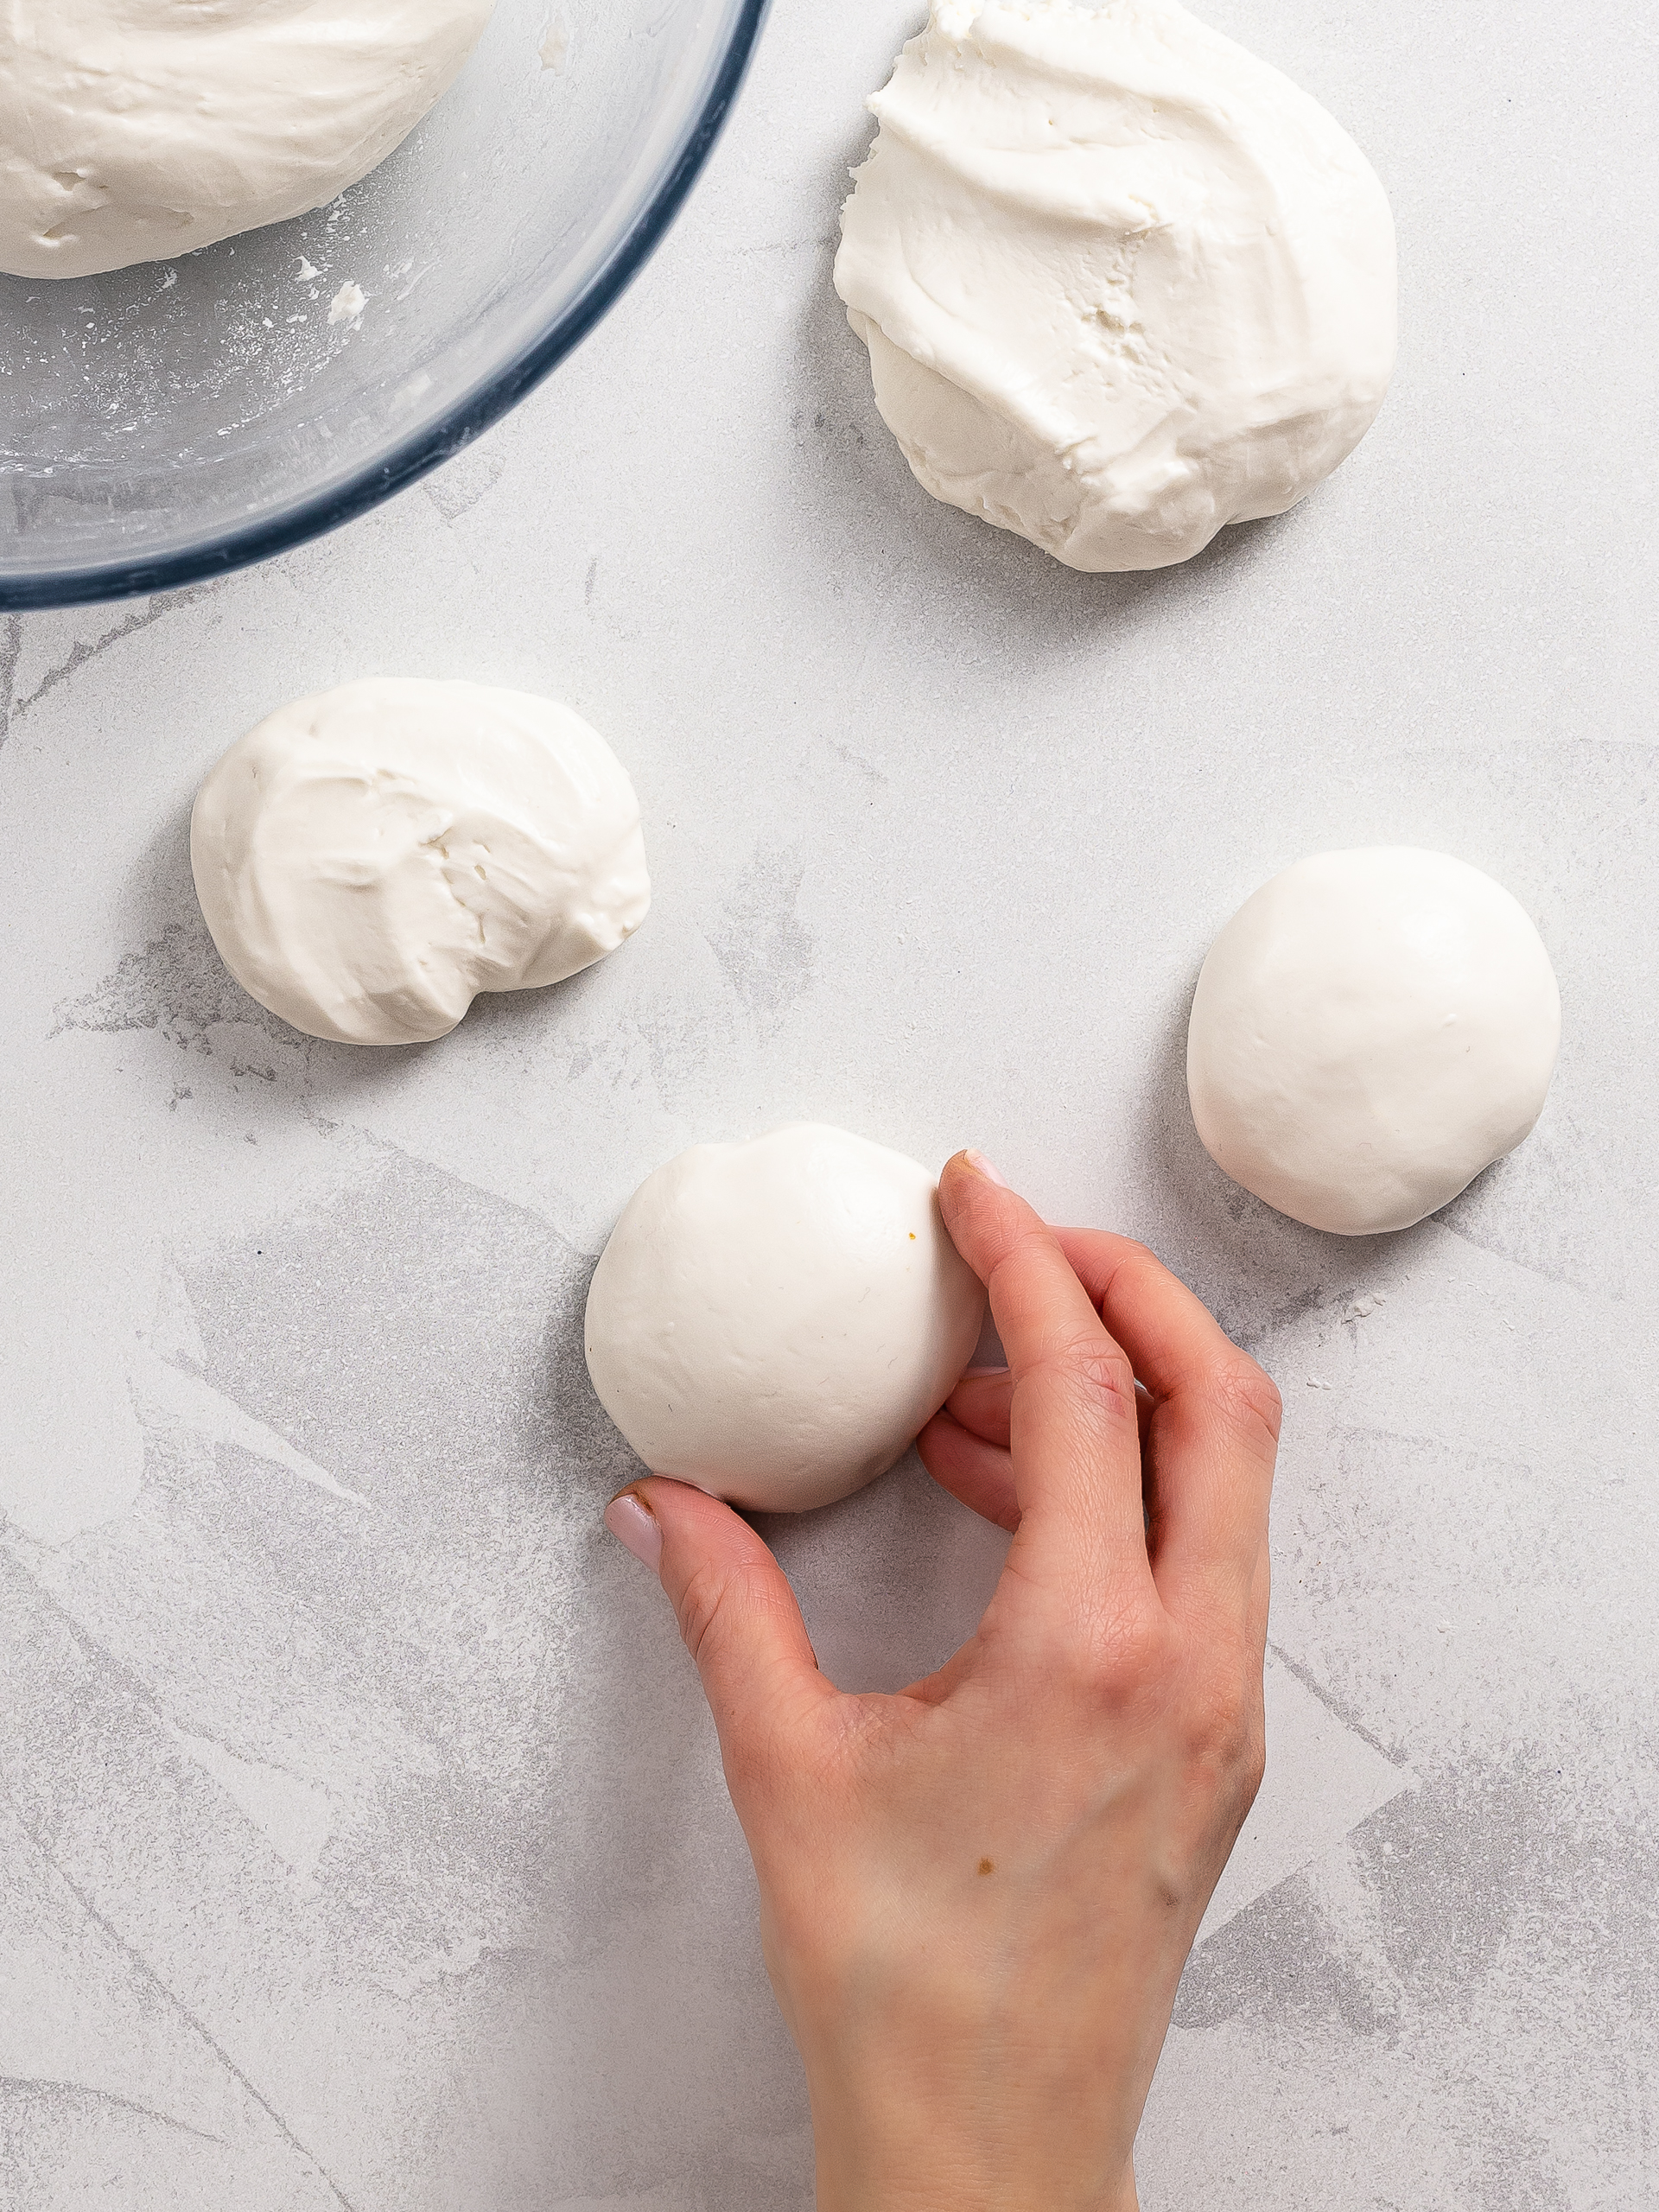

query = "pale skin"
[603,1149,1281,2212]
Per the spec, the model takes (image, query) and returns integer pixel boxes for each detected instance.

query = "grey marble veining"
[3,1,1656,2206]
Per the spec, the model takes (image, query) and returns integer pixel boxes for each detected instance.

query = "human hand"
[602,1151,1281,2212]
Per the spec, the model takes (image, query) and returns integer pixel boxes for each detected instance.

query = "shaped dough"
[584,1125,987,1512]
[1186,849,1560,1236]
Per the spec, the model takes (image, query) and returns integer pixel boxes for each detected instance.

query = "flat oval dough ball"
[191,678,650,1046]
[1186,849,1561,1236]
[584,1125,987,1512]
[0,0,493,280]
[834,0,1396,573]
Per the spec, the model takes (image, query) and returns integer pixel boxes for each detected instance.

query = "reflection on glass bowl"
[0,0,769,611]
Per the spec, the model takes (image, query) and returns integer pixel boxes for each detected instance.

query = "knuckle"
[1064,1595,1172,1702]
[1238,1716,1268,1808]
[1184,1648,1266,1790]
[1192,1672,1251,1757]
[1205,1355,1283,1449]
[673,1560,729,1668]
[675,1557,769,1672]
[1034,1330,1137,1421]
[1217,1700,1268,1828]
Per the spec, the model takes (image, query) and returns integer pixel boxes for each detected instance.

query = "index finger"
[938,1154,1153,1606]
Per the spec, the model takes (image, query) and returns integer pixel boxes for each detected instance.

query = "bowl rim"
[1,0,772,613]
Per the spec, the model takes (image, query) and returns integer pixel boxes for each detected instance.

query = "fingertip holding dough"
[191,678,650,1047]
[834,0,1396,573]
[0,0,494,280]
[584,1125,988,1513]
[1186,849,1561,1236]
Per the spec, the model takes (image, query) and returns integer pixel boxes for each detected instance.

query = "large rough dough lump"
[834,0,1397,573]
[192,679,650,1047]
[0,0,494,280]
[584,1126,988,1513]
[1187,850,1561,1236]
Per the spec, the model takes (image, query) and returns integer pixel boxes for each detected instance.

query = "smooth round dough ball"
[834,0,1396,573]
[191,679,650,1047]
[584,1125,987,1513]
[1186,849,1561,1236]
[0,0,493,280]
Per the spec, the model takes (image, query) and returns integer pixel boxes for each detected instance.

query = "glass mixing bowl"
[0,0,769,610]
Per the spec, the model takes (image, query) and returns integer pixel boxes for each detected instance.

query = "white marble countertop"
[3,2,1656,2206]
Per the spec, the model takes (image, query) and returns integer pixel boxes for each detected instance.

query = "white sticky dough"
[191,679,650,1047]
[1186,849,1561,1236]
[584,1125,988,1512]
[0,0,494,280]
[835,0,1397,572]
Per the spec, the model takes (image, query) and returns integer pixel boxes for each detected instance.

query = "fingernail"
[964,1148,1009,1188]
[604,1489,663,1573]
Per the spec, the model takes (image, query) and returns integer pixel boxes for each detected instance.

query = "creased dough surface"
[191,678,650,1047]
[835,0,1397,571]
[0,0,494,279]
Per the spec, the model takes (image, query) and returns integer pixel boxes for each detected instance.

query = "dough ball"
[191,679,650,1047]
[0,0,493,280]
[584,1125,987,1513]
[834,0,1396,573]
[1186,850,1561,1236]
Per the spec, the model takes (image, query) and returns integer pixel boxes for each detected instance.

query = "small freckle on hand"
[977,1858,995,1877]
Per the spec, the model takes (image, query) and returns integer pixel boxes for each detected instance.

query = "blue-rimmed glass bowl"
[0,0,768,609]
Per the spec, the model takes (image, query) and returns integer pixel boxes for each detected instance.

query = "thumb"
[605,1478,835,1767]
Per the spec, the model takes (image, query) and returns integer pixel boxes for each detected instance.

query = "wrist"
[768,1903,1148,2212]
[804,2062,1141,2212]
[814,2136,1139,2212]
